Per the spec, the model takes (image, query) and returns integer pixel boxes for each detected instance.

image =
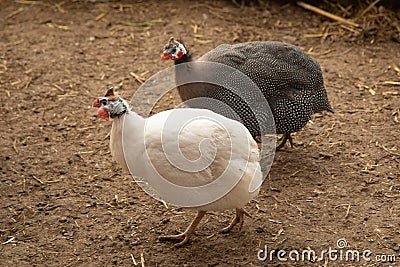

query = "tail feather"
[325,102,334,113]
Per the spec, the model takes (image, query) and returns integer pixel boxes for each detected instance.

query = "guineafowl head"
[161,37,189,62]
[313,87,334,114]
[92,87,129,120]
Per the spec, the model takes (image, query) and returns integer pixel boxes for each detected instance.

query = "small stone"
[256,227,264,233]
[160,218,170,224]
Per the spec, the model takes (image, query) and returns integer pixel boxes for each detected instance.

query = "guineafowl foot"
[220,208,251,234]
[276,133,294,150]
[159,211,206,247]
[159,232,191,247]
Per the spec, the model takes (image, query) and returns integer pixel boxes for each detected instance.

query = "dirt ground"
[1,0,399,266]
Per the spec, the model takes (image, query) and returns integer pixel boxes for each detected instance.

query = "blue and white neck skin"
[169,42,187,60]
[99,96,130,118]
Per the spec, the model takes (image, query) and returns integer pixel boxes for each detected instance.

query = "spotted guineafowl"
[161,37,334,149]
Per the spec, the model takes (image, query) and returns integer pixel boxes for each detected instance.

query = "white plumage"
[93,88,262,246]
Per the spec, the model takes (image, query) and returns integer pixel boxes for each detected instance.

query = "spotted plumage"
[162,38,334,149]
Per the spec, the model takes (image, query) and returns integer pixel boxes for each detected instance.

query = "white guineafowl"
[92,88,262,247]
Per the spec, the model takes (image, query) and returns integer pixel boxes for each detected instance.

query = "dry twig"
[131,254,137,265]
[2,237,15,245]
[13,138,18,153]
[7,7,24,19]
[130,72,145,84]
[357,0,381,19]
[95,13,107,21]
[140,250,145,267]
[297,1,360,28]
[32,175,44,184]
[53,1,66,13]
[381,145,400,157]
[383,81,400,86]
[345,204,351,218]
[115,19,166,27]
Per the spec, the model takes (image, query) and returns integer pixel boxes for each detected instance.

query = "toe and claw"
[220,208,251,234]
[159,211,206,248]
[159,208,250,247]
[257,133,295,151]
[276,133,294,151]
[159,232,191,248]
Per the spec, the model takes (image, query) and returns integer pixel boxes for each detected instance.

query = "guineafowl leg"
[220,208,251,234]
[159,211,206,247]
[276,133,294,150]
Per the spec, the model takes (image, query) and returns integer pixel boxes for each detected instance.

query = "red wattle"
[177,50,183,59]
[161,51,170,62]
[98,107,110,121]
